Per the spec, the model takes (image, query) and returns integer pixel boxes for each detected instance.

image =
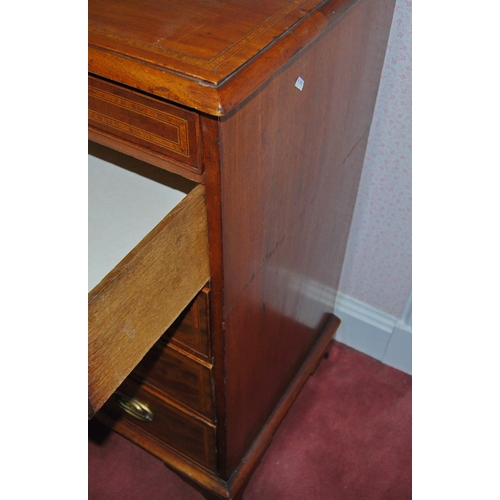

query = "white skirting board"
[334,292,412,375]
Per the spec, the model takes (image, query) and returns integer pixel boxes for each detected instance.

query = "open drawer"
[88,146,210,418]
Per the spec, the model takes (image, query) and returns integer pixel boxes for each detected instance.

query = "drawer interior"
[89,142,196,291]
[88,143,210,418]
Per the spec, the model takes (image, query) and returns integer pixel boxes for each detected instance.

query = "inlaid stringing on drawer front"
[89,86,190,155]
[88,76,201,173]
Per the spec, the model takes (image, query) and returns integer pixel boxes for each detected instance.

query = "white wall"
[335,0,412,374]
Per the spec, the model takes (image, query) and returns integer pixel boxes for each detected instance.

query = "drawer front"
[88,185,210,418]
[101,380,217,472]
[133,341,214,420]
[166,287,211,360]
[88,76,201,174]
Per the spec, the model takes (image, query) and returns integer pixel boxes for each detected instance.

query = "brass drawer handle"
[114,392,154,422]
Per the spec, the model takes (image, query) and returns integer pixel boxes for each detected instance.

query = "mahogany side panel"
[225,316,340,499]
[219,0,395,473]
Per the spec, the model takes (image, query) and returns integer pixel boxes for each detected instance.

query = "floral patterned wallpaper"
[338,0,412,318]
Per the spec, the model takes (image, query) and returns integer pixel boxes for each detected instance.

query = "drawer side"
[88,184,210,418]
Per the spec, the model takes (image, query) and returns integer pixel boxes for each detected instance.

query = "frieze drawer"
[89,76,202,175]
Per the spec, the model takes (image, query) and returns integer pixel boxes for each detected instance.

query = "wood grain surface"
[88,185,210,418]
[89,76,203,176]
[88,0,363,115]
[132,341,215,421]
[161,286,211,360]
[218,0,396,472]
[89,0,325,84]
[99,378,218,472]
[88,0,397,497]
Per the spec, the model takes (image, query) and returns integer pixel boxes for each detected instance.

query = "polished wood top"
[89,0,358,115]
[89,0,323,83]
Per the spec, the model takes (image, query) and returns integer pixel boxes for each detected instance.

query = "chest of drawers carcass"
[88,0,396,498]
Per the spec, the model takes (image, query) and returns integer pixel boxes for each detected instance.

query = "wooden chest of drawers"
[97,287,218,472]
[88,0,396,498]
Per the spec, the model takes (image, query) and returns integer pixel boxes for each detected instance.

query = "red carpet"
[89,342,412,499]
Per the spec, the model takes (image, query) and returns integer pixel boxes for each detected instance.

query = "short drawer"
[100,379,217,472]
[88,183,210,418]
[133,339,214,420]
[165,286,211,360]
[88,76,201,175]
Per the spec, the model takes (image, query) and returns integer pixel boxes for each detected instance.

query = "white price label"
[295,76,305,91]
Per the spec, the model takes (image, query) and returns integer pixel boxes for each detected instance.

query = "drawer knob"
[114,392,154,422]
